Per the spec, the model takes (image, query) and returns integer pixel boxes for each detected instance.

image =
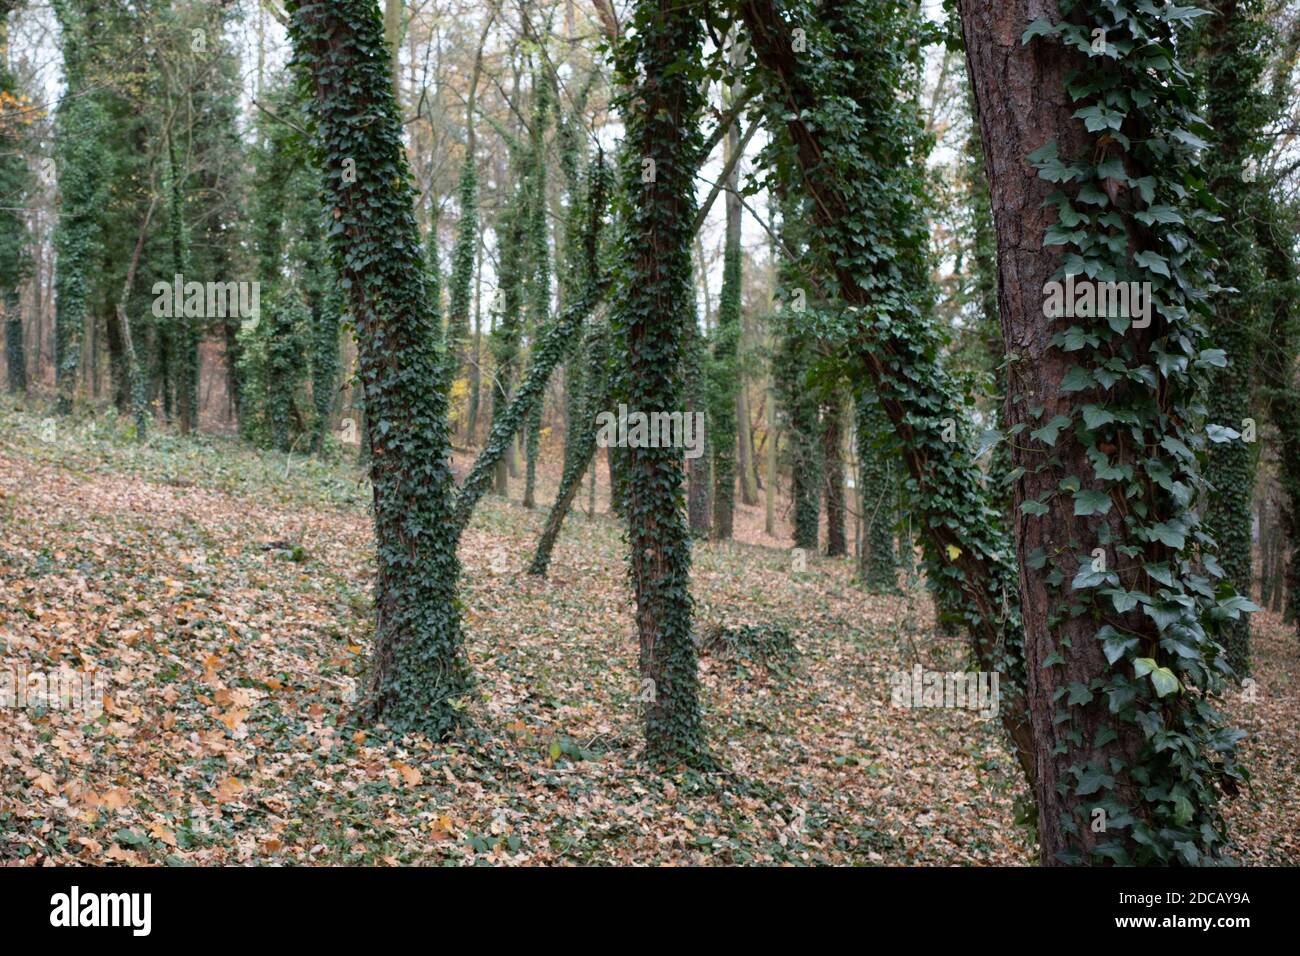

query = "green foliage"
[1020,0,1250,864]
[236,291,308,452]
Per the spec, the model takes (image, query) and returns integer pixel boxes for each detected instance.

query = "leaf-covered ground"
[1,401,1294,865]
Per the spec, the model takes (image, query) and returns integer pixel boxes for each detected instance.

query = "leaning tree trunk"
[531,321,611,576]
[286,0,468,737]
[743,0,1032,789]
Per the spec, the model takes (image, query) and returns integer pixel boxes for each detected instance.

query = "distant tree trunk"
[1256,201,1300,631]
[4,293,24,394]
[764,415,776,536]
[167,133,198,435]
[51,0,105,415]
[708,71,744,540]
[522,74,553,511]
[856,390,897,592]
[441,15,491,420]
[686,312,711,538]
[775,322,819,551]
[737,384,758,506]
[821,389,846,556]
[468,240,483,442]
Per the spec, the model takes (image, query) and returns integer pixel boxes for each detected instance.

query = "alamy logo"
[889,664,1000,718]
[151,274,260,323]
[50,886,151,936]
[595,404,704,460]
[1,665,105,718]
[1043,274,1151,328]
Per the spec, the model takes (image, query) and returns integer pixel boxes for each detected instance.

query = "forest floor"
[1,399,1296,866]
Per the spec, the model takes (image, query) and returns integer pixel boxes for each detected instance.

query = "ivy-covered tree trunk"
[0,11,27,398]
[821,388,847,557]
[286,0,468,737]
[613,0,707,767]
[1200,0,1267,676]
[451,157,608,539]
[445,152,477,416]
[774,317,820,551]
[163,135,199,435]
[453,284,607,531]
[3,295,23,394]
[522,76,552,511]
[1256,200,1300,632]
[51,0,105,415]
[856,390,897,592]
[530,321,610,576]
[265,291,307,453]
[686,313,711,538]
[491,194,526,497]
[708,104,743,540]
[309,286,341,454]
[961,0,1245,864]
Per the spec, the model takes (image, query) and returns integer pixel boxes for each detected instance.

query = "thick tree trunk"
[961,0,1138,864]
[960,0,1244,864]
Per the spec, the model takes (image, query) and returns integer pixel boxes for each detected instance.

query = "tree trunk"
[613,0,707,766]
[961,0,1243,864]
[286,0,468,737]
[822,389,847,556]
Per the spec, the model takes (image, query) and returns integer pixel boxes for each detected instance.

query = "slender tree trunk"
[287,0,468,737]
[613,0,707,766]
[1201,0,1265,675]
[857,390,897,592]
[709,63,744,540]
[686,314,711,538]
[737,384,758,505]
[822,388,847,556]
[764,415,776,536]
